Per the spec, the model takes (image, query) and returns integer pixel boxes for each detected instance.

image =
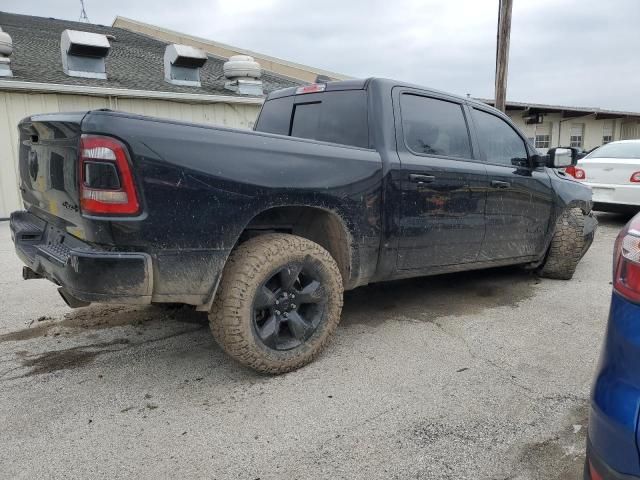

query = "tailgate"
[580,157,640,185]
[18,112,86,226]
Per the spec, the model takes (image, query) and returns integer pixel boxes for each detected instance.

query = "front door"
[395,91,488,270]
[469,107,554,261]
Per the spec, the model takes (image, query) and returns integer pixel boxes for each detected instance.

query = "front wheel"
[538,207,586,280]
[209,234,344,374]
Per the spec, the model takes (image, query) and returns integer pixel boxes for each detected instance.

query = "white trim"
[64,69,107,80]
[113,16,351,81]
[0,80,264,105]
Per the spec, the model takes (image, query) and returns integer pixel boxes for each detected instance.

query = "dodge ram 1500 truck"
[10,78,597,373]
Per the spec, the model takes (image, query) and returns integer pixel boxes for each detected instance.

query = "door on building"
[621,121,640,140]
[534,123,552,153]
[570,124,585,149]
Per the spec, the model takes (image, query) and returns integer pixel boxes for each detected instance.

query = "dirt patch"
[0,304,208,343]
[15,339,130,376]
[517,403,589,480]
[342,266,537,328]
[2,324,207,380]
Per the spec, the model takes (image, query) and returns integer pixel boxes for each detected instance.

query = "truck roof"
[266,77,487,110]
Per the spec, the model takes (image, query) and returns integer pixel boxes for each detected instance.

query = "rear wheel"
[538,207,585,280]
[209,234,343,374]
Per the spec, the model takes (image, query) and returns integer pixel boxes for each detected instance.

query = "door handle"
[491,180,510,189]
[409,174,436,184]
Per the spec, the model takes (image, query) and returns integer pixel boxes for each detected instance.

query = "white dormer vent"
[164,44,207,87]
[223,55,263,96]
[61,29,110,79]
[0,27,13,77]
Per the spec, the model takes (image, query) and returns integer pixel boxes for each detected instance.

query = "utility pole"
[494,0,513,112]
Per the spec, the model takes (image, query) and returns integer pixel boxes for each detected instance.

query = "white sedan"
[566,139,640,212]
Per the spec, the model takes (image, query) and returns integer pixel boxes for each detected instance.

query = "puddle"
[342,267,537,328]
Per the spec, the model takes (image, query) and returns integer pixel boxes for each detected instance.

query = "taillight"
[630,171,640,183]
[79,134,140,215]
[613,215,640,302]
[565,166,586,180]
[588,461,603,480]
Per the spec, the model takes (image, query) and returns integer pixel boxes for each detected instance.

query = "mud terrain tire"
[209,234,343,374]
[538,207,585,280]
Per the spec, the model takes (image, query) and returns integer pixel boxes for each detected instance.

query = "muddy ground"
[0,213,630,479]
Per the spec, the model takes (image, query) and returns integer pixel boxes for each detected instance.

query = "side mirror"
[546,147,578,168]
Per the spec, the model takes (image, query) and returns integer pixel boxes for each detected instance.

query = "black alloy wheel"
[252,259,327,351]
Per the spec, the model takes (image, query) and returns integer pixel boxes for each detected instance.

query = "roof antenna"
[79,0,90,23]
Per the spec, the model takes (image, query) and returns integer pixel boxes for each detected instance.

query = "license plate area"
[591,186,615,202]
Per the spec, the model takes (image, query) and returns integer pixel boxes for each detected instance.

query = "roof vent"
[0,27,13,77]
[223,55,263,96]
[61,29,111,79]
[164,44,207,87]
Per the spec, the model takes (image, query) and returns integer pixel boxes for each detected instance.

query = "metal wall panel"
[0,91,261,217]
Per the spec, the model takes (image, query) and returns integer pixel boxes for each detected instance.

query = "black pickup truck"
[10,78,596,373]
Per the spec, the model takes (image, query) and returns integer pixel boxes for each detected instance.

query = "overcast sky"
[4,0,640,110]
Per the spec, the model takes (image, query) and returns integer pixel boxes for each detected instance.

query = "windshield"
[588,142,640,159]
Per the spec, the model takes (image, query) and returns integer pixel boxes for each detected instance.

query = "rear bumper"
[588,293,640,477]
[586,438,640,480]
[585,183,640,208]
[10,211,152,305]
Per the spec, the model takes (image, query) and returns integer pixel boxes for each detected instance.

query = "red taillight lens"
[565,166,586,180]
[589,461,603,480]
[613,216,640,302]
[630,171,640,183]
[295,83,326,95]
[79,135,140,215]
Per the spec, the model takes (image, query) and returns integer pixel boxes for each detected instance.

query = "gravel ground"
[0,212,631,479]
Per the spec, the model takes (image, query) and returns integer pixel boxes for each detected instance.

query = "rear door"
[394,90,488,269]
[469,107,554,261]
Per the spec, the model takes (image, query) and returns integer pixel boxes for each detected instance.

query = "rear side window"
[472,108,528,166]
[400,94,472,159]
[255,90,369,148]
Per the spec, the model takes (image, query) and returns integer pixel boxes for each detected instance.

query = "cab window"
[472,108,528,166]
[400,94,472,159]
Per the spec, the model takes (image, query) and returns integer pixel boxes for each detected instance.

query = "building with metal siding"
[480,99,640,153]
[0,11,304,218]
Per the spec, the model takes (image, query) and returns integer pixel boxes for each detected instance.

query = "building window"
[570,124,584,148]
[603,122,614,144]
[535,134,550,149]
[534,123,551,149]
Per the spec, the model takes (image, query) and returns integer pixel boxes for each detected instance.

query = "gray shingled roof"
[0,11,301,97]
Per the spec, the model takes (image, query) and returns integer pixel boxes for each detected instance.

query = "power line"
[79,0,90,23]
